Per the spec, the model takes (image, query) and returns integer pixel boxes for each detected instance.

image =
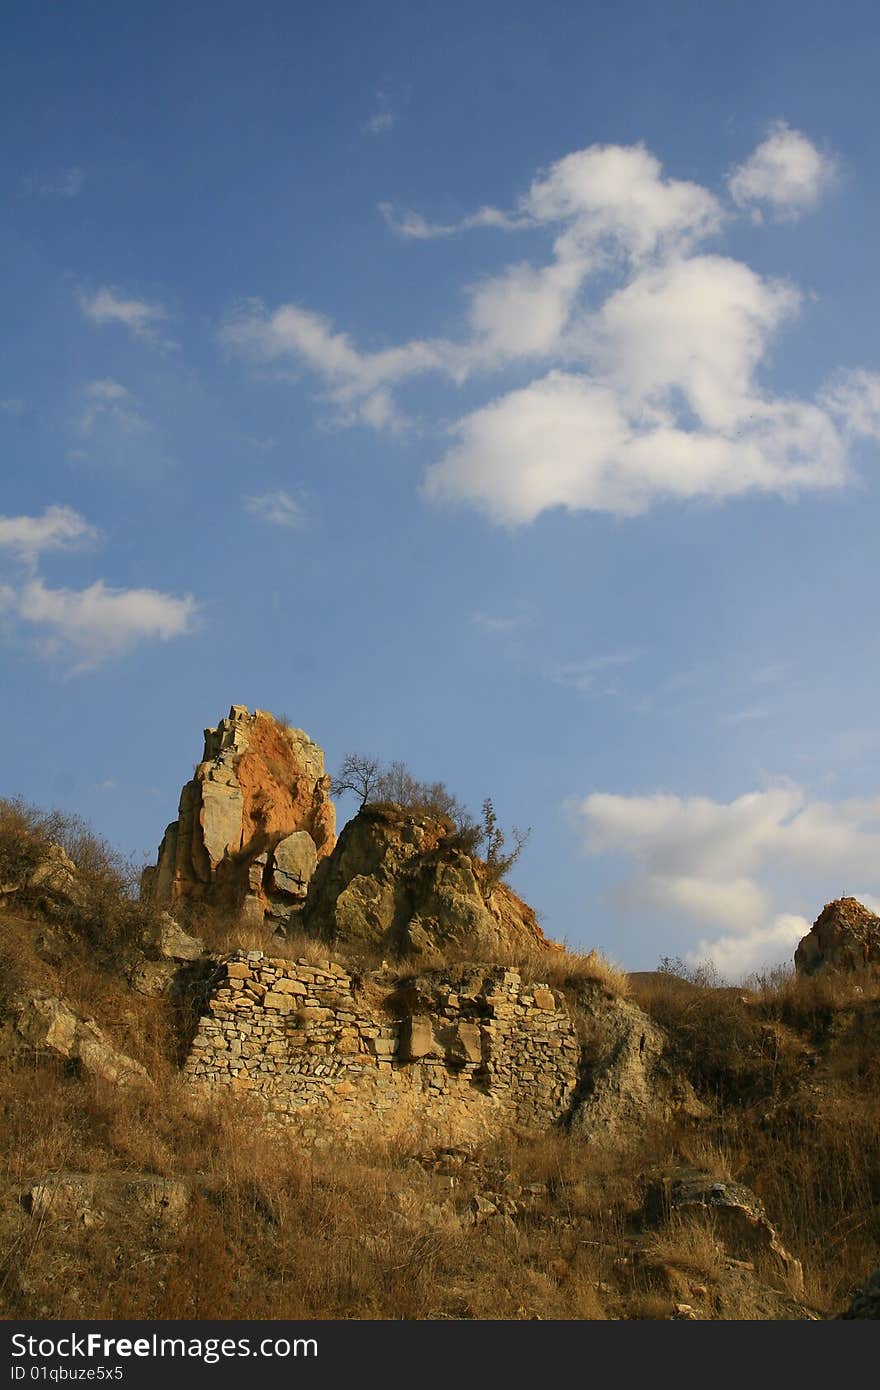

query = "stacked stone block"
[184,955,581,1144]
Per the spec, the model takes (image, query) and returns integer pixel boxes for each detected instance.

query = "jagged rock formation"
[141,705,335,929]
[302,803,554,959]
[184,955,581,1143]
[0,841,84,910]
[569,984,706,1140]
[3,992,151,1088]
[127,913,207,997]
[794,896,880,975]
[643,1168,804,1293]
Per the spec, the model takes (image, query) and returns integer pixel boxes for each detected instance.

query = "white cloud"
[78,379,145,436]
[688,915,810,979]
[573,783,880,978]
[12,577,197,671]
[423,369,847,525]
[243,489,306,528]
[727,122,838,221]
[548,651,640,695]
[221,300,457,429]
[524,142,723,263]
[23,166,84,198]
[379,202,523,240]
[226,132,874,525]
[0,505,99,565]
[470,605,535,635]
[78,286,168,341]
[820,368,880,439]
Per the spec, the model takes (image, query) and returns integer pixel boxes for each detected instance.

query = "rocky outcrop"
[4,992,151,1087]
[301,803,553,959]
[643,1168,803,1292]
[127,912,207,997]
[794,897,880,975]
[0,841,85,910]
[569,984,706,1140]
[141,705,335,929]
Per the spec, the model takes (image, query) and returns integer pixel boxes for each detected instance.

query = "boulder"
[643,1168,803,1292]
[569,984,706,1140]
[0,841,84,908]
[143,913,205,962]
[301,803,554,958]
[141,705,336,928]
[7,992,152,1087]
[794,897,880,975]
[128,958,180,997]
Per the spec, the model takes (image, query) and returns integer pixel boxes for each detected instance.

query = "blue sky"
[4,0,880,977]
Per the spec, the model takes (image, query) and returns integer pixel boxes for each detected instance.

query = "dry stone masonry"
[184,954,581,1145]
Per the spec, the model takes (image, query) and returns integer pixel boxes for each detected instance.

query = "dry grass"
[475,944,631,998]
[642,1212,726,1280]
[3,798,880,1320]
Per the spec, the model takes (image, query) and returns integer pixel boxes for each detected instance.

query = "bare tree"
[333,752,382,808]
[477,797,531,900]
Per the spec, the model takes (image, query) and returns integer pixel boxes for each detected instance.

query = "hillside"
[2,709,880,1322]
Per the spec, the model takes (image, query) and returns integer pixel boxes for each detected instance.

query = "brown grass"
[3,797,880,1320]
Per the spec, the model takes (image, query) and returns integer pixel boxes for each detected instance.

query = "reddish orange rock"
[141,704,336,928]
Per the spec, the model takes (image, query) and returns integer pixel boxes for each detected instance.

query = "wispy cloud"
[243,489,307,528]
[0,505,99,566]
[470,604,535,635]
[78,379,145,436]
[78,286,170,343]
[719,704,774,726]
[363,91,395,135]
[547,650,640,695]
[379,202,523,240]
[23,166,84,199]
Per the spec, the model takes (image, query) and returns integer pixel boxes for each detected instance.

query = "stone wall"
[183,954,581,1146]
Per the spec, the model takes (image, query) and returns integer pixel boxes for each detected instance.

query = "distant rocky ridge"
[140,705,335,930]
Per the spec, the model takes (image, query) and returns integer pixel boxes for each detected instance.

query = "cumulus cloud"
[727,122,838,221]
[0,505,196,670]
[78,286,168,341]
[572,783,880,978]
[0,505,99,565]
[13,577,198,671]
[226,131,871,525]
[243,489,306,528]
